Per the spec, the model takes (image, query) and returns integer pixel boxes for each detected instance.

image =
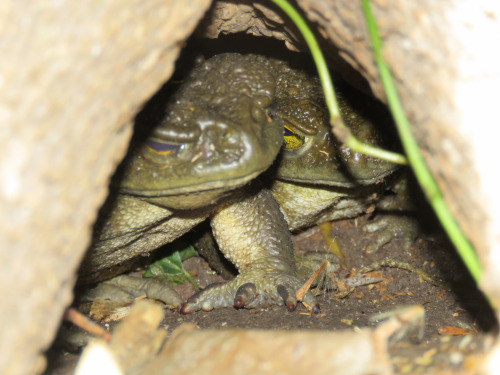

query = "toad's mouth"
[121,168,264,198]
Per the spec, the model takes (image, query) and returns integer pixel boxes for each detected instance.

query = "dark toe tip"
[234,297,245,309]
[286,301,296,312]
[179,303,191,315]
[312,304,321,314]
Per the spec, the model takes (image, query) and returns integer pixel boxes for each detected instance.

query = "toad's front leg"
[180,187,318,313]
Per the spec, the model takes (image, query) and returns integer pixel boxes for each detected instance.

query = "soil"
[169,212,495,374]
[45,203,496,374]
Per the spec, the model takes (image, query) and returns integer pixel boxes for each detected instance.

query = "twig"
[64,307,112,342]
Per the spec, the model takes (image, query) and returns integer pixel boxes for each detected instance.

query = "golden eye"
[283,125,305,150]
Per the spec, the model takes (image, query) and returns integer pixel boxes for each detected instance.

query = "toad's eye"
[283,125,305,150]
[145,139,183,156]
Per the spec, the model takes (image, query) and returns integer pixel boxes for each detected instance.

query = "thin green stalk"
[271,0,407,165]
[361,0,481,282]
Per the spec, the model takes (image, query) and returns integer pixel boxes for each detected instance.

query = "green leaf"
[143,242,198,290]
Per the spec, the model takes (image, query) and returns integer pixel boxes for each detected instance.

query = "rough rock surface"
[0,1,210,373]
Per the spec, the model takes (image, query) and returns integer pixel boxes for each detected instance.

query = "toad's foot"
[363,171,421,253]
[82,275,184,309]
[180,268,318,313]
[363,214,419,253]
[182,188,318,314]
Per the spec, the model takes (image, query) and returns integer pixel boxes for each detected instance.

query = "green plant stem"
[271,0,407,165]
[361,0,481,282]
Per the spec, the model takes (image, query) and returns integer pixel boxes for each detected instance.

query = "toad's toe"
[364,215,419,253]
[179,270,317,314]
[81,275,184,309]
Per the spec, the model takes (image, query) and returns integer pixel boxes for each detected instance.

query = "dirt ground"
[45,201,496,374]
[170,211,496,374]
